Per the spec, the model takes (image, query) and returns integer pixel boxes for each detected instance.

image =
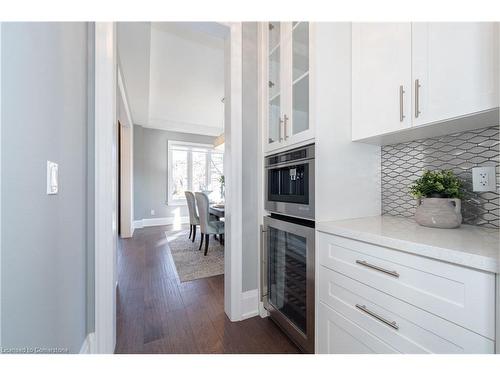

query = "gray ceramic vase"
[414,198,462,229]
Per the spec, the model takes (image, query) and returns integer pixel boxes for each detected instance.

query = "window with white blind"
[167,140,224,205]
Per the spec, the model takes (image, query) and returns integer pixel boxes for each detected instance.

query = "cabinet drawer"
[318,232,496,339]
[317,302,398,354]
[319,266,494,353]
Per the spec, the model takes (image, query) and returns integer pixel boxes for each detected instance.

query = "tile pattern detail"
[382,126,499,228]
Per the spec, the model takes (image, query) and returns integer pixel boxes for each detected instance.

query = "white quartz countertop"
[316,215,500,273]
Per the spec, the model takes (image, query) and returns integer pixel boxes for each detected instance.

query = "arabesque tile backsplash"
[381,126,499,228]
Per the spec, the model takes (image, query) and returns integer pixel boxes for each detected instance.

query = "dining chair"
[195,192,224,256]
[184,191,200,242]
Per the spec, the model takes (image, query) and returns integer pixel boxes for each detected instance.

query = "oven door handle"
[260,224,268,302]
[265,158,314,170]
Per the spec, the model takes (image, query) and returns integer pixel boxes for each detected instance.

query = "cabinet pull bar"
[356,260,400,278]
[355,304,399,330]
[279,116,284,142]
[399,85,405,122]
[260,225,268,301]
[415,79,421,118]
[284,114,289,140]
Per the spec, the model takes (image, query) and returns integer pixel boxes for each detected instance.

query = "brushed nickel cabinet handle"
[279,117,284,142]
[356,260,400,278]
[356,304,399,330]
[283,114,289,140]
[399,85,405,122]
[415,79,421,118]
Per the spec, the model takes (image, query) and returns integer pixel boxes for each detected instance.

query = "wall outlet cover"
[150,209,155,216]
[472,166,496,192]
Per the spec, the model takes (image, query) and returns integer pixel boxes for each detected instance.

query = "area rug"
[166,227,224,282]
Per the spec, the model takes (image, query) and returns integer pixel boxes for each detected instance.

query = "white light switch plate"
[47,161,58,195]
[472,166,496,192]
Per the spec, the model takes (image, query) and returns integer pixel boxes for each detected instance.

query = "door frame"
[0,21,3,348]
[94,22,117,354]
[93,21,244,353]
[221,22,244,322]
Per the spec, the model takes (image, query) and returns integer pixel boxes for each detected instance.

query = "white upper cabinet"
[352,22,499,143]
[263,22,314,153]
[352,23,412,140]
[266,21,283,151]
[412,22,499,127]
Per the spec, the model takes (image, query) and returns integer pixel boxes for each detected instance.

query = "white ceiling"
[117,22,228,136]
[117,22,151,127]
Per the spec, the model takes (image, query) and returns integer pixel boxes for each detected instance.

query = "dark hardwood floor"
[115,224,300,354]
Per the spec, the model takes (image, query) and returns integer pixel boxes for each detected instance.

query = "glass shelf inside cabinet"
[268,48,280,99]
[293,75,309,134]
[292,22,309,81]
[268,22,280,53]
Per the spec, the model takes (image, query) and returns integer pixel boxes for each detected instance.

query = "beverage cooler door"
[261,216,315,353]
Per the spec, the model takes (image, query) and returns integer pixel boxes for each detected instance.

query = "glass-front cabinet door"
[290,22,310,139]
[263,22,313,154]
[266,22,283,150]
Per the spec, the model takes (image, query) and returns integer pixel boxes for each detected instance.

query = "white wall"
[314,23,381,223]
[117,22,151,127]
[1,22,89,352]
[133,125,215,223]
[241,23,259,292]
[148,25,225,136]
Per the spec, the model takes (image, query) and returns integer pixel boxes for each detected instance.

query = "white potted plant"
[410,170,464,229]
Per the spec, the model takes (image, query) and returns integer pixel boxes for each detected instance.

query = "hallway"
[115,225,300,354]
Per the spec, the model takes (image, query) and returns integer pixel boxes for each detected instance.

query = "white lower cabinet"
[317,232,496,354]
[318,302,398,354]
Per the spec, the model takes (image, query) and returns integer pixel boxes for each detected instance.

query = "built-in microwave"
[265,144,315,220]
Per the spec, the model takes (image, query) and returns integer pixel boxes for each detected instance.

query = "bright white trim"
[168,140,216,149]
[119,122,134,238]
[133,216,189,229]
[117,65,133,127]
[241,289,259,320]
[257,23,269,320]
[147,117,222,136]
[0,21,3,348]
[79,332,95,354]
[94,22,117,354]
[224,22,243,322]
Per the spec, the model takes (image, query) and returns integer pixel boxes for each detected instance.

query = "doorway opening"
[93,21,252,353]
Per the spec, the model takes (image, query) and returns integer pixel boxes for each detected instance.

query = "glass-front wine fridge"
[261,214,315,353]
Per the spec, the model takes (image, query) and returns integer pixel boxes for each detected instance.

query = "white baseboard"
[259,300,269,318]
[79,332,95,354]
[133,216,190,229]
[241,289,259,320]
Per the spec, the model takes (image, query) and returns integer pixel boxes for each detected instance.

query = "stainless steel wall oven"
[261,214,315,353]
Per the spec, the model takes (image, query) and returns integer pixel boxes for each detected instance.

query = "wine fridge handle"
[260,225,268,301]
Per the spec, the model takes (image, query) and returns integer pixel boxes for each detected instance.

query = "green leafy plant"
[409,170,464,199]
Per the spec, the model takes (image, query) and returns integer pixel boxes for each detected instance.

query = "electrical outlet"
[150,209,155,216]
[472,166,496,192]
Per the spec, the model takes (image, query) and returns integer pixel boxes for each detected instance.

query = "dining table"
[209,204,225,220]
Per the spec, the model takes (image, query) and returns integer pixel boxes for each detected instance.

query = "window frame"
[167,140,223,206]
